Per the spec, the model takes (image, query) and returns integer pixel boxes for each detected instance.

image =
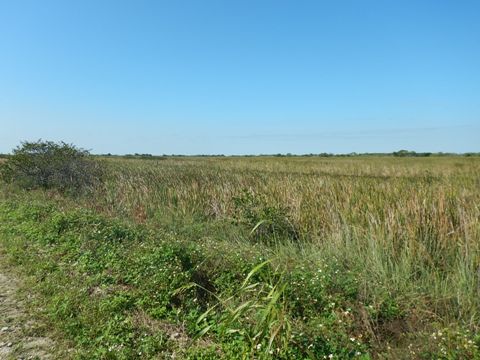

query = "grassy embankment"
[0,156,479,359]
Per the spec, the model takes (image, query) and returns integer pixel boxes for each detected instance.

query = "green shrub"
[0,140,103,194]
[232,189,298,243]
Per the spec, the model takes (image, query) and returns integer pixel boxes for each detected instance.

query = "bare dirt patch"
[0,270,56,359]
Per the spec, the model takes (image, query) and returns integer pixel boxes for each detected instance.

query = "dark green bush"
[0,140,103,194]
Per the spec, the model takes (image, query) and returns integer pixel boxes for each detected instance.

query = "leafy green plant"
[0,140,103,194]
[178,260,293,358]
[232,189,298,244]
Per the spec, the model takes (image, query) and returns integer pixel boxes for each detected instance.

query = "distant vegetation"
[0,141,479,358]
[94,151,480,158]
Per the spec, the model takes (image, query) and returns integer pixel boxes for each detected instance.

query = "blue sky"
[0,0,479,154]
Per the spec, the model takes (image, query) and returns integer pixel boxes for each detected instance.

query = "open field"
[1,156,479,359]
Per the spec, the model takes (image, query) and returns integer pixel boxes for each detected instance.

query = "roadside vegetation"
[0,141,479,359]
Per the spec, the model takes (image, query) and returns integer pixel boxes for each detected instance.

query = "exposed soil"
[0,268,55,359]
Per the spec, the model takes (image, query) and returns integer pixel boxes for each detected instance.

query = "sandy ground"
[0,270,55,360]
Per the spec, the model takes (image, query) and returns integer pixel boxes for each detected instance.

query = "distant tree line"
[240,151,479,158]
[4,149,478,159]
[392,150,432,157]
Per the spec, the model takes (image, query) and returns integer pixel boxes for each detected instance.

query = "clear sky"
[1,0,479,155]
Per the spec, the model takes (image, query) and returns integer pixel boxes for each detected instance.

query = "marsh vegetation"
[0,148,479,358]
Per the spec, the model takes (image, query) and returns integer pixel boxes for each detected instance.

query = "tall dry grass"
[93,156,480,335]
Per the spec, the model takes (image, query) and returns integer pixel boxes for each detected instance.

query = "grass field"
[0,156,479,359]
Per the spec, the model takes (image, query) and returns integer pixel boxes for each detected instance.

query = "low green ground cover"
[0,195,371,358]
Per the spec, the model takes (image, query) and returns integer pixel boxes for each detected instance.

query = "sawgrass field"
[1,155,479,358]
